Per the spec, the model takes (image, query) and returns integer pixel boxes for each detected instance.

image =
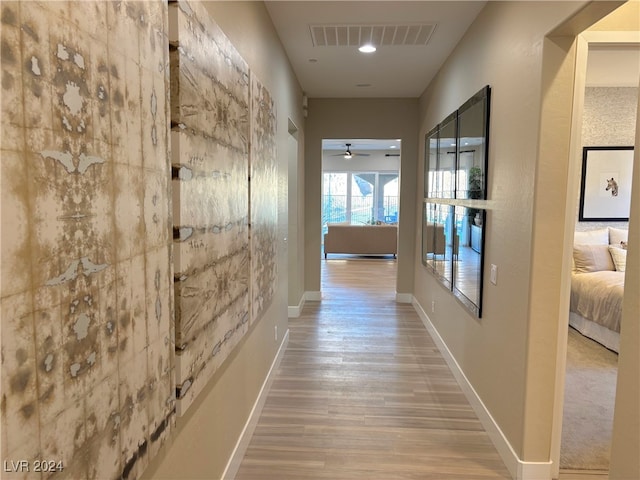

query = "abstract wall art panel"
[250,75,278,323]
[2,0,280,477]
[169,0,251,416]
[0,1,174,479]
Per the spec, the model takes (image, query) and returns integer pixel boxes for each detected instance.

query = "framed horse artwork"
[579,146,634,221]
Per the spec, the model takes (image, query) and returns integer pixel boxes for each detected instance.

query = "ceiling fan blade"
[353,153,370,156]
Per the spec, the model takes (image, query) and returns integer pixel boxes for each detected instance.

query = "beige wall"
[415,1,591,462]
[304,98,418,296]
[288,130,306,310]
[144,2,304,478]
[415,0,639,472]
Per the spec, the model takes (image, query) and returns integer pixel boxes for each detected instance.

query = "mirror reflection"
[453,206,484,316]
[437,112,457,199]
[425,127,438,197]
[423,202,454,289]
[456,86,489,200]
[422,85,490,318]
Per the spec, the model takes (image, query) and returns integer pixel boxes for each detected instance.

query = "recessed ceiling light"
[358,44,376,53]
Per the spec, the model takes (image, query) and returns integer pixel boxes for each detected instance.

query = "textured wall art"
[169,0,251,415]
[0,1,174,479]
[250,76,278,322]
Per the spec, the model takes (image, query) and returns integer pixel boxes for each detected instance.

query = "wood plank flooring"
[235,258,511,479]
[559,470,608,480]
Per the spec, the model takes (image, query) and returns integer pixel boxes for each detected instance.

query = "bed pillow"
[609,227,628,246]
[608,246,627,272]
[573,244,615,273]
[574,228,609,245]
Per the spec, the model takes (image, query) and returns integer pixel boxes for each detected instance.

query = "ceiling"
[264,2,640,154]
[264,1,486,98]
[323,139,401,152]
[265,2,639,99]
[586,44,640,87]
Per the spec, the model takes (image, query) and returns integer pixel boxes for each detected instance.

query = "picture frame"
[579,146,634,221]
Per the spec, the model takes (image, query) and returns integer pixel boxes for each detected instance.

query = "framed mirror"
[425,126,439,197]
[437,111,457,199]
[456,86,490,200]
[423,86,490,317]
[423,202,454,289]
[453,206,485,317]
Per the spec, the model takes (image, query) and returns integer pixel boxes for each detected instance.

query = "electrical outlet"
[275,325,278,341]
[431,300,435,313]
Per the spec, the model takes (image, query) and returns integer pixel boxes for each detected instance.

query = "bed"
[570,227,628,353]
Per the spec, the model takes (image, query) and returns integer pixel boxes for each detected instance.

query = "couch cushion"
[324,224,397,255]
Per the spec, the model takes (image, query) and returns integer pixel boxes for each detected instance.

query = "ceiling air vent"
[310,23,436,47]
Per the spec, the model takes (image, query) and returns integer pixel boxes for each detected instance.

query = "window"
[322,171,399,240]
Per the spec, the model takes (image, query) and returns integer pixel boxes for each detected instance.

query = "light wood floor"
[235,258,512,479]
[234,258,602,479]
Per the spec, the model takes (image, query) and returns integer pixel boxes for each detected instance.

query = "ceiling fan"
[331,143,370,159]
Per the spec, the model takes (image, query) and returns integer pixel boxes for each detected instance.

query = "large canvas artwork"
[1,2,174,479]
[170,0,279,416]
[170,1,251,415]
[250,76,278,322]
[1,0,279,477]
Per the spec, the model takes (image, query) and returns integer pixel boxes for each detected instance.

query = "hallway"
[235,259,511,479]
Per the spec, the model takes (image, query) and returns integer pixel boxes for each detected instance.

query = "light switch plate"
[490,264,498,285]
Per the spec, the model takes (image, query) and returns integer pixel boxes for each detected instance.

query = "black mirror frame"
[422,85,491,318]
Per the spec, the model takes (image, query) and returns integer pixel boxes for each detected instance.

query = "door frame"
[550,30,640,479]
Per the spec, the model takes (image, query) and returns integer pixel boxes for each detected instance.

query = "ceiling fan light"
[358,44,376,53]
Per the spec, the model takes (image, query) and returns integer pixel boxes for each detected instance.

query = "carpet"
[560,327,618,470]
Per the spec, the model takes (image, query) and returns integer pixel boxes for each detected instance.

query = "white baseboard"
[411,297,552,480]
[221,329,290,480]
[305,291,321,302]
[517,461,553,480]
[288,295,305,318]
[289,291,322,317]
[395,293,413,304]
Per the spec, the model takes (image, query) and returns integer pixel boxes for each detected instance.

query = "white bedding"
[570,271,625,335]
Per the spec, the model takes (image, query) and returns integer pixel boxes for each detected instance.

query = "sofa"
[323,224,398,258]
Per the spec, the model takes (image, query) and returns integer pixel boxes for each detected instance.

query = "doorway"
[560,43,638,476]
[321,138,401,251]
[320,139,401,299]
[551,17,640,480]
